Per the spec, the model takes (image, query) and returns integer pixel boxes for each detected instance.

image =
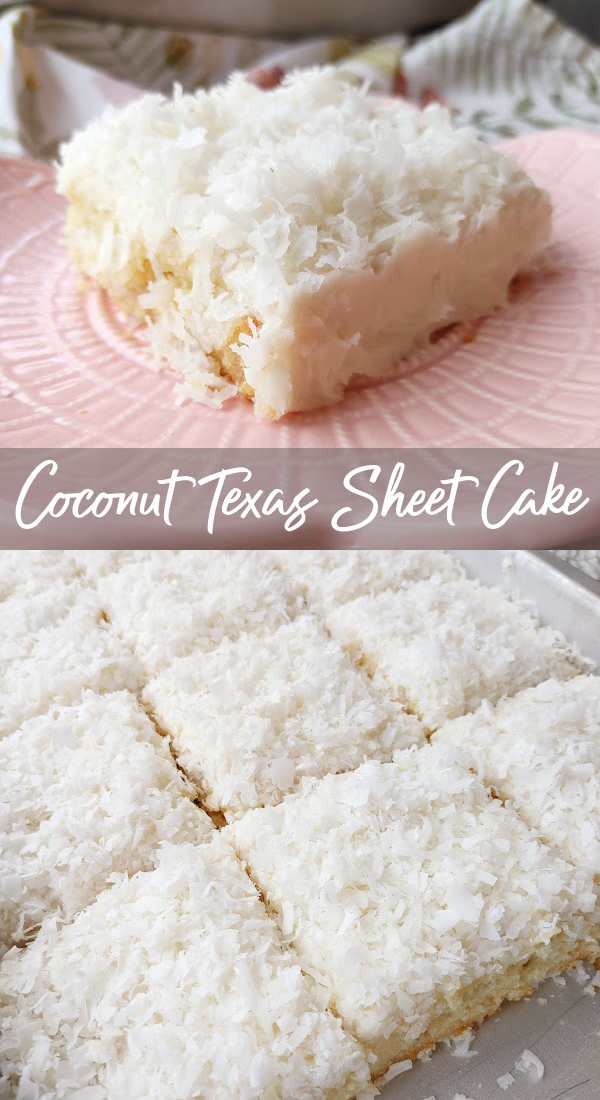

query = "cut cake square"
[57,68,551,419]
[143,613,423,819]
[433,675,600,886]
[0,691,213,957]
[97,550,304,676]
[226,744,598,1079]
[0,838,373,1100]
[326,574,577,730]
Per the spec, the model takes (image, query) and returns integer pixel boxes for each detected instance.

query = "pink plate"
[1,128,599,447]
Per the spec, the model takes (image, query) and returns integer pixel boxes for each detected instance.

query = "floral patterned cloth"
[1,0,600,161]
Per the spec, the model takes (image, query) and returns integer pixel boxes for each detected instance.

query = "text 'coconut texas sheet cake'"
[57,69,552,419]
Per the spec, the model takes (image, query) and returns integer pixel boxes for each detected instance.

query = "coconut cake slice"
[143,613,423,819]
[57,68,551,419]
[325,573,577,731]
[226,744,598,1079]
[0,691,213,958]
[0,838,373,1100]
[433,675,600,886]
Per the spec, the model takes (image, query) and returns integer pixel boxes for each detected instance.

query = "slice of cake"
[0,691,213,957]
[433,676,600,884]
[226,745,598,1079]
[325,574,577,730]
[143,614,423,819]
[97,550,304,676]
[0,838,373,1100]
[57,68,551,419]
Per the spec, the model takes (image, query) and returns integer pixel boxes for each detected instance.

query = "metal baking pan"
[382,550,600,1100]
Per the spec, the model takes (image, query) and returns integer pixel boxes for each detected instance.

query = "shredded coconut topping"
[97,550,304,675]
[434,676,600,876]
[0,590,142,737]
[0,550,84,602]
[271,550,463,617]
[67,549,177,579]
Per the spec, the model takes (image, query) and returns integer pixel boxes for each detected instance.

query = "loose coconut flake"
[515,1049,544,1081]
[497,1072,515,1089]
